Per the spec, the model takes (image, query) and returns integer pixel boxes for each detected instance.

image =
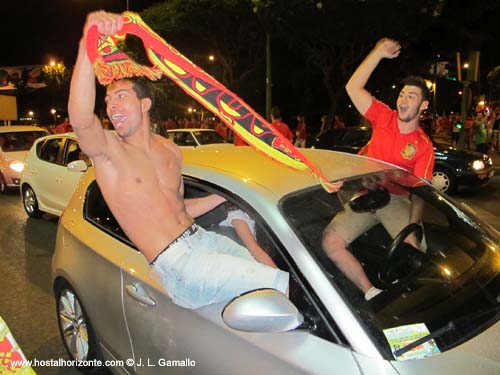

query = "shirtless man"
[69,11,289,309]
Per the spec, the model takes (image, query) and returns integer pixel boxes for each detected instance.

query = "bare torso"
[93,132,193,262]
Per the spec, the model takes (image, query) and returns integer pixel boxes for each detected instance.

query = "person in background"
[333,114,345,129]
[473,111,488,154]
[322,38,434,301]
[316,115,328,137]
[270,107,294,142]
[294,114,307,147]
[54,118,73,133]
[216,120,229,141]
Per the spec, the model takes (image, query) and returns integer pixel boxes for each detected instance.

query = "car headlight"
[9,161,25,173]
[471,159,485,171]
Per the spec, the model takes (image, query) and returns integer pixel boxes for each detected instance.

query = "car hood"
[390,318,500,374]
[1,150,28,162]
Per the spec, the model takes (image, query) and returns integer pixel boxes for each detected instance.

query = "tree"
[41,61,71,119]
[270,0,443,130]
[141,0,264,92]
[487,66,500,106]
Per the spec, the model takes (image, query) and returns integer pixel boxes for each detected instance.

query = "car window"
[281,169,500,360]
[195,131,225,145]
[180,133,197,146]
[84,181,135,248]
[38,138,63,164]
[63,139,90,166]
[183,181,343,345]
[0,130,48,152]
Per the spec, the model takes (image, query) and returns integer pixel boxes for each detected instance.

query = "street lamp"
[208,54,215,62]
[50,108,57,125]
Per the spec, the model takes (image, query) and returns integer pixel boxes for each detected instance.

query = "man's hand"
[373,38,401,60]
[83,10,124,39]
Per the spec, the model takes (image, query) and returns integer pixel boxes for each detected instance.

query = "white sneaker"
[365,287,383,301]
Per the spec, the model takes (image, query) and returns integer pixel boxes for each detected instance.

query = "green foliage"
[141,0,263,90]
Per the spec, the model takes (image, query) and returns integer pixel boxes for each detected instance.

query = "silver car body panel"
[53,146,500,374]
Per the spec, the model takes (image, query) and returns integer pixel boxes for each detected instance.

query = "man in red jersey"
[271,107,294,141]
[322,38,434,301]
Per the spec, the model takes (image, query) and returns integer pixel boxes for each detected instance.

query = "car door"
[121,181,365,374]
[75,182,137,369]
[32,137,65,210]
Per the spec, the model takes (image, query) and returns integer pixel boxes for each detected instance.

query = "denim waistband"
[150,223,199,266]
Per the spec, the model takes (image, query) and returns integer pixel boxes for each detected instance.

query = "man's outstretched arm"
[345,38,401,115]
[68,11,123,158]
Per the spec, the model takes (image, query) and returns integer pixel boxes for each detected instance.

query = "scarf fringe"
[93,57,162,85]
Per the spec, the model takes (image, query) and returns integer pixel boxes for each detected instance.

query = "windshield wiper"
[394,305,500,358]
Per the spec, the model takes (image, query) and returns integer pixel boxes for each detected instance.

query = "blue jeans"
[152,226,289,309]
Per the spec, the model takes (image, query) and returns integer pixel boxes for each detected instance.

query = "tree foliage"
[141,0,263,91]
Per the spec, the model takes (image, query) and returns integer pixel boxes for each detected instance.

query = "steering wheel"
[378,223,424,286]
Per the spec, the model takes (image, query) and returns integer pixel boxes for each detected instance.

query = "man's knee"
[322,230,347,260]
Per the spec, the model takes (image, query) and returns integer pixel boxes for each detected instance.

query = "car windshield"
[281,169,500,360]
[0,131,48,152]
[194,131,226,145]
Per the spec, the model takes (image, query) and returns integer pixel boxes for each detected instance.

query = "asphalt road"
[0,177,499,375]
[0,193,110,375]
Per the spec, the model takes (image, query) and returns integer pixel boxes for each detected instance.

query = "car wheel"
[432,168,455,194]
[22,185,42,218]
[0,173,7,194]
[56,283,103,372]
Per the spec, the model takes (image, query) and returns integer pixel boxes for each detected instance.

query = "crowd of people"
[428,110,500,153]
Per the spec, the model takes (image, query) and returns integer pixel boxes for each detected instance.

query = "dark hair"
[402,76,430,102]
[130,77,154,107]
[271,106,282,120]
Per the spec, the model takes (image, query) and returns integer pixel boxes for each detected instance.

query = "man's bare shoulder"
[154,134,181,159]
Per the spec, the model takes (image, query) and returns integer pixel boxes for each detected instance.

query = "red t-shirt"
[296,122,307,139]
[272,120,294,141]
[363,99,435,181]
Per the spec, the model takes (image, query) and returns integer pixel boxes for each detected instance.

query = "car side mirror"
[222,289,304,332]
[67,160,88,173]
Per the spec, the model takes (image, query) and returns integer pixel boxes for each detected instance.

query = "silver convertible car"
[52,147,500,374]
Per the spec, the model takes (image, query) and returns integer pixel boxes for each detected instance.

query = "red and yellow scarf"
[86,12,341,192]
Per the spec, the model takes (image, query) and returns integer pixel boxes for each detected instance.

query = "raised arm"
[346,38,401,115]
[68,11,123,159]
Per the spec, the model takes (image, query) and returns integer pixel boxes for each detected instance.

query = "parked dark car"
[312,127,494,194]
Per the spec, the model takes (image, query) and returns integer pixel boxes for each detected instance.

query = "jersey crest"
[401,143,417,160]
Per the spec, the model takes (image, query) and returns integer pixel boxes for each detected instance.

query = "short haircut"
[129,77,154,107]
[402,76,430,102]
[271,106,282,120]
[403,76,431,101]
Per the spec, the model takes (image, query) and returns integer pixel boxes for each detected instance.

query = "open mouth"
[111,114,127,128]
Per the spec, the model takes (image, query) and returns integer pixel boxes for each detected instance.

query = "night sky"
[1,0,158,67]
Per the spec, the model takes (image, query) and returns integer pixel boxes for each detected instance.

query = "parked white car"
[20,133,90,217]
[0,125,49,193]
[167,128,231,147]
